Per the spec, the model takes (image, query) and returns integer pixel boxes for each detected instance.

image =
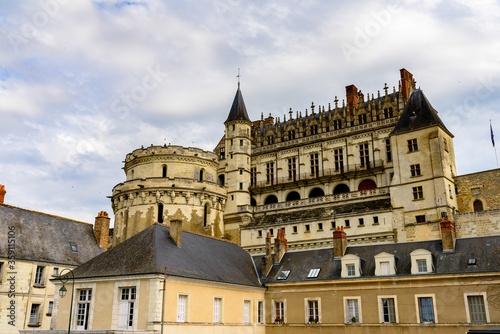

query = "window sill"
[28,323,41,328]
[372,223,380,226]
[412,198,425,201]
[358,225,365,227]
[304,231,311,233]
[292,232,298,235]
[33,284,45,288]
[344,226,351,229]
[46,313,52,316]
[317,229,323,232]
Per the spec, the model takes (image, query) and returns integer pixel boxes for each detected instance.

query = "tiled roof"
[71,223,263,287]
[256,236,500,283]
[225,85,251,123]
[0,203,103,266]
[391,89,453,136]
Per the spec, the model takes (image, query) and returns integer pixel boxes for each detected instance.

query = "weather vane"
[237,68,241,87]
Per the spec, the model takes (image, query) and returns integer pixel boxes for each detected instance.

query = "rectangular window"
[267,135,274,145]
[347,264,356,277]
[288,130,295,140]
[310,125,318,135]
[380,262,391,276]
[257,301,264,324]
[288,157,297,180]
[410,164,421,176]
[331,221,336,229]
[257,230,262,237]
[412,186,423,200]
[243,300,250,324]
[358,114,367,124]
[274,301,284,323]
[416,215,426,223]
[119,287,136,329]
[385,139,392,162]
[384,107,394,119]
[417,259,427,273]
[76,289,92,330]
[307,300,319,323]
[250,167,256,186]
[333,119,342,130]
[334,148,344,172]
[34,266,44,285]
[53,268,58,276]
[292,226,298,233]
[305,224,310,232]
[418,297,434,323]
[29,304,40,325]
[381,298,396,323]
[467,295,487,323]
[239,182,243,190]
[266,163,274,185]
[345,299,359,323]
[345,219,350,228]
[408,138,418,152]
[373,216,379,224]
[358,218,364,226]
[269,228,274,236]
[48,301,54,315]
[359,143,369,167]
[177,295,187,323]
[310,153,319,176]
[317,223,323,231]
[240,139,243,146]
[213,298,221,323]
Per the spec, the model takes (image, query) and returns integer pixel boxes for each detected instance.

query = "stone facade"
[455,169,500,213]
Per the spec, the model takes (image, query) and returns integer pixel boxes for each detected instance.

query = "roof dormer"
[374,252,397,276]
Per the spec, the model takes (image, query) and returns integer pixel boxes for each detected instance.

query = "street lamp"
[58,269,75,334]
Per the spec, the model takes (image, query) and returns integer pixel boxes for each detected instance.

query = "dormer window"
[277,270,290,280]
[307,269,320,278]
[410,249,433,274]
[341,254,362,278]
[374,252,397,276]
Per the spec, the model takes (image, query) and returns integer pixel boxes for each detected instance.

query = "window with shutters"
[257,300,264,324]
[243,300,251,324]
[213,297,222,323]
[465,293,489,323]
[118,287,136,329]
[177,294,188,323]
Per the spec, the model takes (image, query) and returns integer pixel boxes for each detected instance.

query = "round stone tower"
[111,145,227,245]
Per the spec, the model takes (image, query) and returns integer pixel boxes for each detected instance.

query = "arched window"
[162,165,167,178]
[218,174,225,186]
[309,187,325,198]
[333,184,350,194]
[473,200,483,213]
[286,191,301,201]
[264,195,278,204]
[158,204,164,224]
[358,179,376,191]
[203,204,208,227]
[250,197,257,206]
[199,169,204,182]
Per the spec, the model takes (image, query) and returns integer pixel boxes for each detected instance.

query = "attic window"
[277,270,290,280]
[69,242,77,252]
[468,259,477,265]
[307,268,320,278]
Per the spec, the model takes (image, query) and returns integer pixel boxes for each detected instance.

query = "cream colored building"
[0,201,103,333]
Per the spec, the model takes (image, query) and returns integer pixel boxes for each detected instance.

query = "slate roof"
[256,235,500,284]
[71,223,263,287]
[0,203,103,266]
[391,89,453,136]
[225,84,251,123]
[245,198,392,228]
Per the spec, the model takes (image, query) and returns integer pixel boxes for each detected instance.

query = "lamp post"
[58,269,75,334]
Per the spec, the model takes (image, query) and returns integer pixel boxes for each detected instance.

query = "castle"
[110,68,500,251]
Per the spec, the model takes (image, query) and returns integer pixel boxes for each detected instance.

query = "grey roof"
[245,199,391,228]
[391,89,453,136]
[256,235,500,283]
[0,204,103,266]
[71,223,263,287]
[225,84,251,123]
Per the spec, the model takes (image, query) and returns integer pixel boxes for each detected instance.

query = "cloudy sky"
[1,0,499,225]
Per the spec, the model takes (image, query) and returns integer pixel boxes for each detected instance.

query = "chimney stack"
[274,228,287,263]
[400,68,414,101]
[170,219,182,247]
[345,84,358,116]
[333,226,347,258]
[440,216,456,252]
[262,232,273,277]
[0,185,6,204]
[94,211,110,251]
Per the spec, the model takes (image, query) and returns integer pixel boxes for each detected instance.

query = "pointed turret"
[225,84,251,124]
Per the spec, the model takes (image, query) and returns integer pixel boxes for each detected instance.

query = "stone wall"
[455,168,500,213]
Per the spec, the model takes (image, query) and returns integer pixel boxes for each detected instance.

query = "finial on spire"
[237,68,241,88]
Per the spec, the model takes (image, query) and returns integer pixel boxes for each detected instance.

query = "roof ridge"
[0,202,92,226]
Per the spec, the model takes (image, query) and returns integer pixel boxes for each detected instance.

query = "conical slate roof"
[391,89,453,137]
[70,224,262,287]
[225,84,250,123]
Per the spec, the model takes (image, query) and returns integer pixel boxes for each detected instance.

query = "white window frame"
[304,297,321,324]
[213,297,223,323]
[34,266,45,285]
[112,280,140,330]
[72,282,95,330]
[75,289,93,330]
[243,299,252,324]
[410,249,433,274]
[257,300,265,324]
[272,299,286,323]
[29,303,40,325]
[415,294,438,324]
[177,293,190,323]
[118,287,136,330]
[344,296,362,323]
[378,295,399,323]
[464,292,490,323]
[374,252,396,276]
[341,254,361,278]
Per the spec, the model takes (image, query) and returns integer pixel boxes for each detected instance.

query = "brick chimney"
[274,228,287,263]
[440,216,456,252]
[170,219,182,247]
[0,185,6,204]
[400,68,414,101]
[333,226,347,258]
[346,84,358,116]
[94,211,110,251]
[262,232,273,277]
